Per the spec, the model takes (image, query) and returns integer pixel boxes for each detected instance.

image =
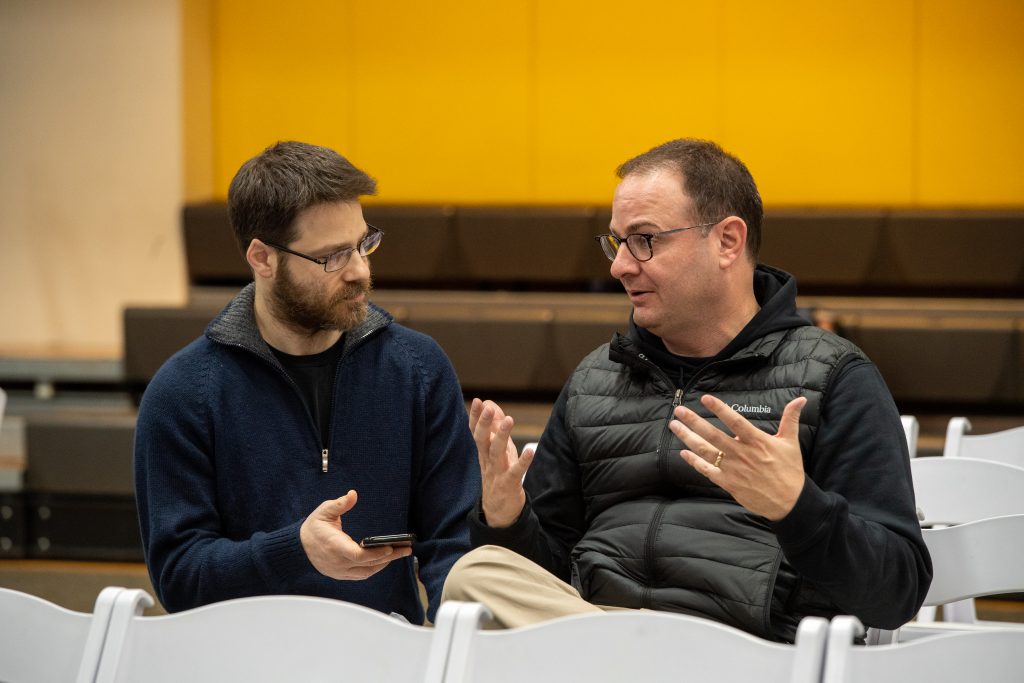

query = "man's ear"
[717,216,748,268]
[246,239,275,279]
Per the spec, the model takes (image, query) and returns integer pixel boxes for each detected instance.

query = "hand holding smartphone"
[359,533,416,548]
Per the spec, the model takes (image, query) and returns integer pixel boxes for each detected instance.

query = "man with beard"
[134,141,480,623]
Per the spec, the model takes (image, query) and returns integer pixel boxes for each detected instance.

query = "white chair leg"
[944,598,979,623]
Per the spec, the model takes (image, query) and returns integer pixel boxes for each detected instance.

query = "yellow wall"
[192,0,1024,206]
[183,0,214,203]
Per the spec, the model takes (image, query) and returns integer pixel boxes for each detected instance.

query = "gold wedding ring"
[713,451,724,468]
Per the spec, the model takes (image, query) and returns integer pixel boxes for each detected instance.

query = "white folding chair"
[944,416,1024,468]
[442,601,828,683]
[94,590,460,683]
[900,415,919,458]
[0,585,128,683]
[915,456,1024,624]
[911,457,1024,528]
[921,515,1024,611]
[883,514,1024,642]
[868,461,1024,643]
[825,615,1024,683]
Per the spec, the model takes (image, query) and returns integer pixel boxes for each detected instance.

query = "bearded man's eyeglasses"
[264,225,383,272]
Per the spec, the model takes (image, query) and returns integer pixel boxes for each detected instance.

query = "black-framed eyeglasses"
[264,225,383,272]
[593,220,721,262]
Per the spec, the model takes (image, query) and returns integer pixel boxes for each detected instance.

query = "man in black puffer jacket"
[442,138,932,642]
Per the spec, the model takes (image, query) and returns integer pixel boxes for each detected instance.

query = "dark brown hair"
[227,141,377,252]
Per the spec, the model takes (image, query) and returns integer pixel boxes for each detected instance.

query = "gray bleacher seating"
[886,210,1024,292]
[403,304,556,391]
[25,414,136,496]
[124,203,1024,409]
[122,290,1024,408]
[453,206,607,286]
[759,209,887,288]
[362,204,456,284]
[24,413,141,561]
[0,492,25,558]
[837,313,1022,405]
[763,208,1024,295]
[123,306,220,389]
[178,203,1024,296]
[122,292,631,397]
[182,203,249,286]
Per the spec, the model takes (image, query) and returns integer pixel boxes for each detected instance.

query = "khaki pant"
[441,545,628,628]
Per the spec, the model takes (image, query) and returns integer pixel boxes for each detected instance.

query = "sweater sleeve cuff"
[771,476,836,554]
[251,520,315,587]
[467,498,537,550]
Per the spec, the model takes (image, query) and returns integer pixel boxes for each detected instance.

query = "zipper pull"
[672,388,684,407]
[321,449,329,473]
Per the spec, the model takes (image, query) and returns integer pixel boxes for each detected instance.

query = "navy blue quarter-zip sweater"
[134,284,480,623]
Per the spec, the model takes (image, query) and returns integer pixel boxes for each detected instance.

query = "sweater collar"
[206,282,393,363]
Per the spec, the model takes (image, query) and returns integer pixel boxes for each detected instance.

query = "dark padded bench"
[123,291,1024,407]
[123,293,631,397]
[885,210,1024,292]
[23,412,142,561]
[123,305,221,389]
[837,314,1022,405]
[363,205,455,284]
[183,203,249,286]
[762,209,1024,295]
[453,206,610,286]
[760,209,887,288]
[182,201,1024,296]
[181,202,618,291]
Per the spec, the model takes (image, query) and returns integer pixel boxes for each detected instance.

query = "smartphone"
[359,533,417,548]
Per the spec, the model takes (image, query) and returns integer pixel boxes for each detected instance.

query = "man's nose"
[343,250,371,281]
[609,243,639,280]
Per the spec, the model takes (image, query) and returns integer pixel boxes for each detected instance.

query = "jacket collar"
[205,282,393,364]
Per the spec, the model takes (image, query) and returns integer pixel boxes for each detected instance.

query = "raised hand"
[470,398,535,528]
[300,490,412,580]
[669,395,807,521]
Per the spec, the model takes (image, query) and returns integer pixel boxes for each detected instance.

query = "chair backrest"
[94,591,457,683]
[0,585,126,683]
[944,416,1024,467]
[911,457,1024,526]
[825,615,1024,683]
[921,514,1024,607]
[900,415,919,457]
[890,459,1024,633]
[442,602,828,683]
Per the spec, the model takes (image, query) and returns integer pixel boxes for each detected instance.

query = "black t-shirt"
[629,272,808,387]
[270,335,346,446]
[633,323,712,386]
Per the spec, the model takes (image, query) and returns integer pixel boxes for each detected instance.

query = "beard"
[269,259,372,335]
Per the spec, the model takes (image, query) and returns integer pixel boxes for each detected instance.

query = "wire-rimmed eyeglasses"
[594,220,721,262]
[264,225,383,272]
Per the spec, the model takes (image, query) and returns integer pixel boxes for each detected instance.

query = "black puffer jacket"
[470,266,932,641]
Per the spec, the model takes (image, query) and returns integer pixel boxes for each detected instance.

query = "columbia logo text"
[731,403,772,415]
